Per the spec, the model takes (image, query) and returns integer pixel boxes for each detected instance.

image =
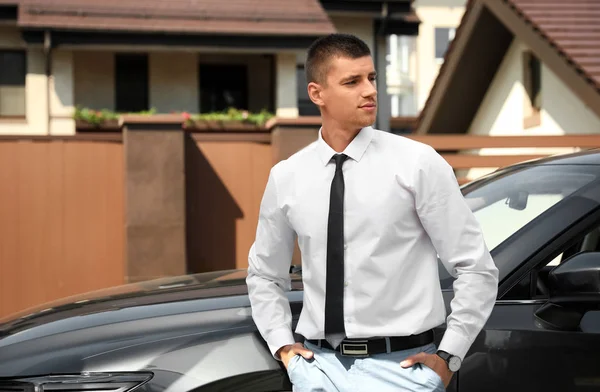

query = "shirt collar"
[316,126,374,166]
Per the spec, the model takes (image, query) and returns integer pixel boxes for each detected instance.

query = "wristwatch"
[436,350,461,372]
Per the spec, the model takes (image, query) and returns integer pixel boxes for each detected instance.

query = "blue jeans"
[286,341,445,392]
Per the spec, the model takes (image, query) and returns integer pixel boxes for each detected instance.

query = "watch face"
[449,356,461,372]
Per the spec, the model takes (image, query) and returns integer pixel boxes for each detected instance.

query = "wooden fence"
[404,134,600,183]
[0,136,125,319]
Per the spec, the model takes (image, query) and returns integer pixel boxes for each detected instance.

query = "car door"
[458,191,600,392]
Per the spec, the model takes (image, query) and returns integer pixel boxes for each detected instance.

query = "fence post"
[269,117,321,164]
[121,114,186,283]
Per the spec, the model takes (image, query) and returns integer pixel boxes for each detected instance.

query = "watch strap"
[436,350,451,363]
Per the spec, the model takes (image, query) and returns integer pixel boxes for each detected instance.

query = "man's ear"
[307,82,325,107]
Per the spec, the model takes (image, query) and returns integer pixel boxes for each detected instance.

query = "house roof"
[17,0,336,37]
[416,0,600,134]
[508,0,600,89]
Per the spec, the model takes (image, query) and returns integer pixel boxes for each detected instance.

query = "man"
[246,34,498,391]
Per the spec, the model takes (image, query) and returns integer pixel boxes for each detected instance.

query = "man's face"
[310,55,377,129]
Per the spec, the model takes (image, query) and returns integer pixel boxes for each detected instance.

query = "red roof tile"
[17,0,335,36]
[507,0,600,88]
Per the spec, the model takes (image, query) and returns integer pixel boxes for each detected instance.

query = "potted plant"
[184,108,274,131]
[74,107,120,131]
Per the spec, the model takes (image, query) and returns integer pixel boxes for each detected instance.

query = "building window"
[115,53,148,113]
[434,27,456,62]
[199,64,248,113]
[0,50,26,117]
[296,65,320,116]
[523,50,541,128]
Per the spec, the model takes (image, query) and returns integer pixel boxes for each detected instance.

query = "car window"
[505,222,600,300]
[464,165,597,251]
[439,164,600,289]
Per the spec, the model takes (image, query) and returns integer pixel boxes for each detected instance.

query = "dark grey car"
[1,150,600,392]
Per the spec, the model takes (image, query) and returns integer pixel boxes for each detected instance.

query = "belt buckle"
[341,340,369,357]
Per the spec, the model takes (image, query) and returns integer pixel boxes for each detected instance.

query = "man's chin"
[358,115,377,128]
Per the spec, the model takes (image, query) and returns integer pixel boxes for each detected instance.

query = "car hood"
[0,269,301,339]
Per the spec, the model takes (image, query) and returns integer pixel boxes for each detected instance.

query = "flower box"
[75,119,121,132]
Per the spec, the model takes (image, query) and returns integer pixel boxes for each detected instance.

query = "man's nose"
[362,81,377,98]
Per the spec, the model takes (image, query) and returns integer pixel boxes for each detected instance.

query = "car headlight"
[0,372,153,391]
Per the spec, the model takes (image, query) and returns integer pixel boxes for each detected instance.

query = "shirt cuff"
[266,327,296,360]
[437,327,472,361]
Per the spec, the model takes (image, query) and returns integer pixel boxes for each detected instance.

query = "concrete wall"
[150,52,199,113]
[50,50,75,135]
[466,38,600,177]
[0,26,76,135]
[0,26,49,135]
[330,16,375,53]
[74,51,115,111]
[414,0,466,110]
[275,53,297,118]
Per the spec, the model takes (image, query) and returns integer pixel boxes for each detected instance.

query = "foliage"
[188,108,275,127]
[74,106,157,126]
[74,106,274,128]
[74,107,119,126]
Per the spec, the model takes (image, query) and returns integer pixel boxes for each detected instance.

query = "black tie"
[325,153,348,349]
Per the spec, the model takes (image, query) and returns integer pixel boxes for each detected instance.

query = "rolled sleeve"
[246,166,297,359]
[414,145,499,361]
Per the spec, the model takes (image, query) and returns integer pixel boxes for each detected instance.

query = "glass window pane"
[115,54,148,113]
[199,64,248,113]
[435,28,449,59]
[464,165,599,251]
[0,51,26,86]
[0,86,25,116]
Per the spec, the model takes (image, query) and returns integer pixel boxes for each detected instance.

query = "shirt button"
[344,281,349,287]
[344,244,348,250]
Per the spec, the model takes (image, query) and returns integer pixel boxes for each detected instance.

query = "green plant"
[74,107,158,126]
[74,106,275,128]
[190,108,274,127]
[126,107,157,116]
[74,106,119,126]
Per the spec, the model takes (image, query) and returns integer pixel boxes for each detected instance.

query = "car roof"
[517,148,600,166]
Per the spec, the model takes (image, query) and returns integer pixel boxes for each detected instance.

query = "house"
[416,0,600,178]
[386,0,467,120]
[0,0,420,136]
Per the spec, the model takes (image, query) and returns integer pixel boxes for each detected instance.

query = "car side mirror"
[534,252,600,331]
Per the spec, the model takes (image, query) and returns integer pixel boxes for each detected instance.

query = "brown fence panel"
[186,138,272,273]
[0,139,125,319]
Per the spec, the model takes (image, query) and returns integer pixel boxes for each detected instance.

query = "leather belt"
[306,329,434,357]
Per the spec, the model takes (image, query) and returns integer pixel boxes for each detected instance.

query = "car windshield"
[463,164,598,250]
[438,164,600,287]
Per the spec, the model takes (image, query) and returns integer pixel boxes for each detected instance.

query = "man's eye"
[369,76,377,82]
[345,80,357,85]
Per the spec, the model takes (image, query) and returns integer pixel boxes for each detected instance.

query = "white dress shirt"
[246,126,499,361]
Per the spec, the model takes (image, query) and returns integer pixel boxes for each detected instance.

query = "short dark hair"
[305,34,371,84]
